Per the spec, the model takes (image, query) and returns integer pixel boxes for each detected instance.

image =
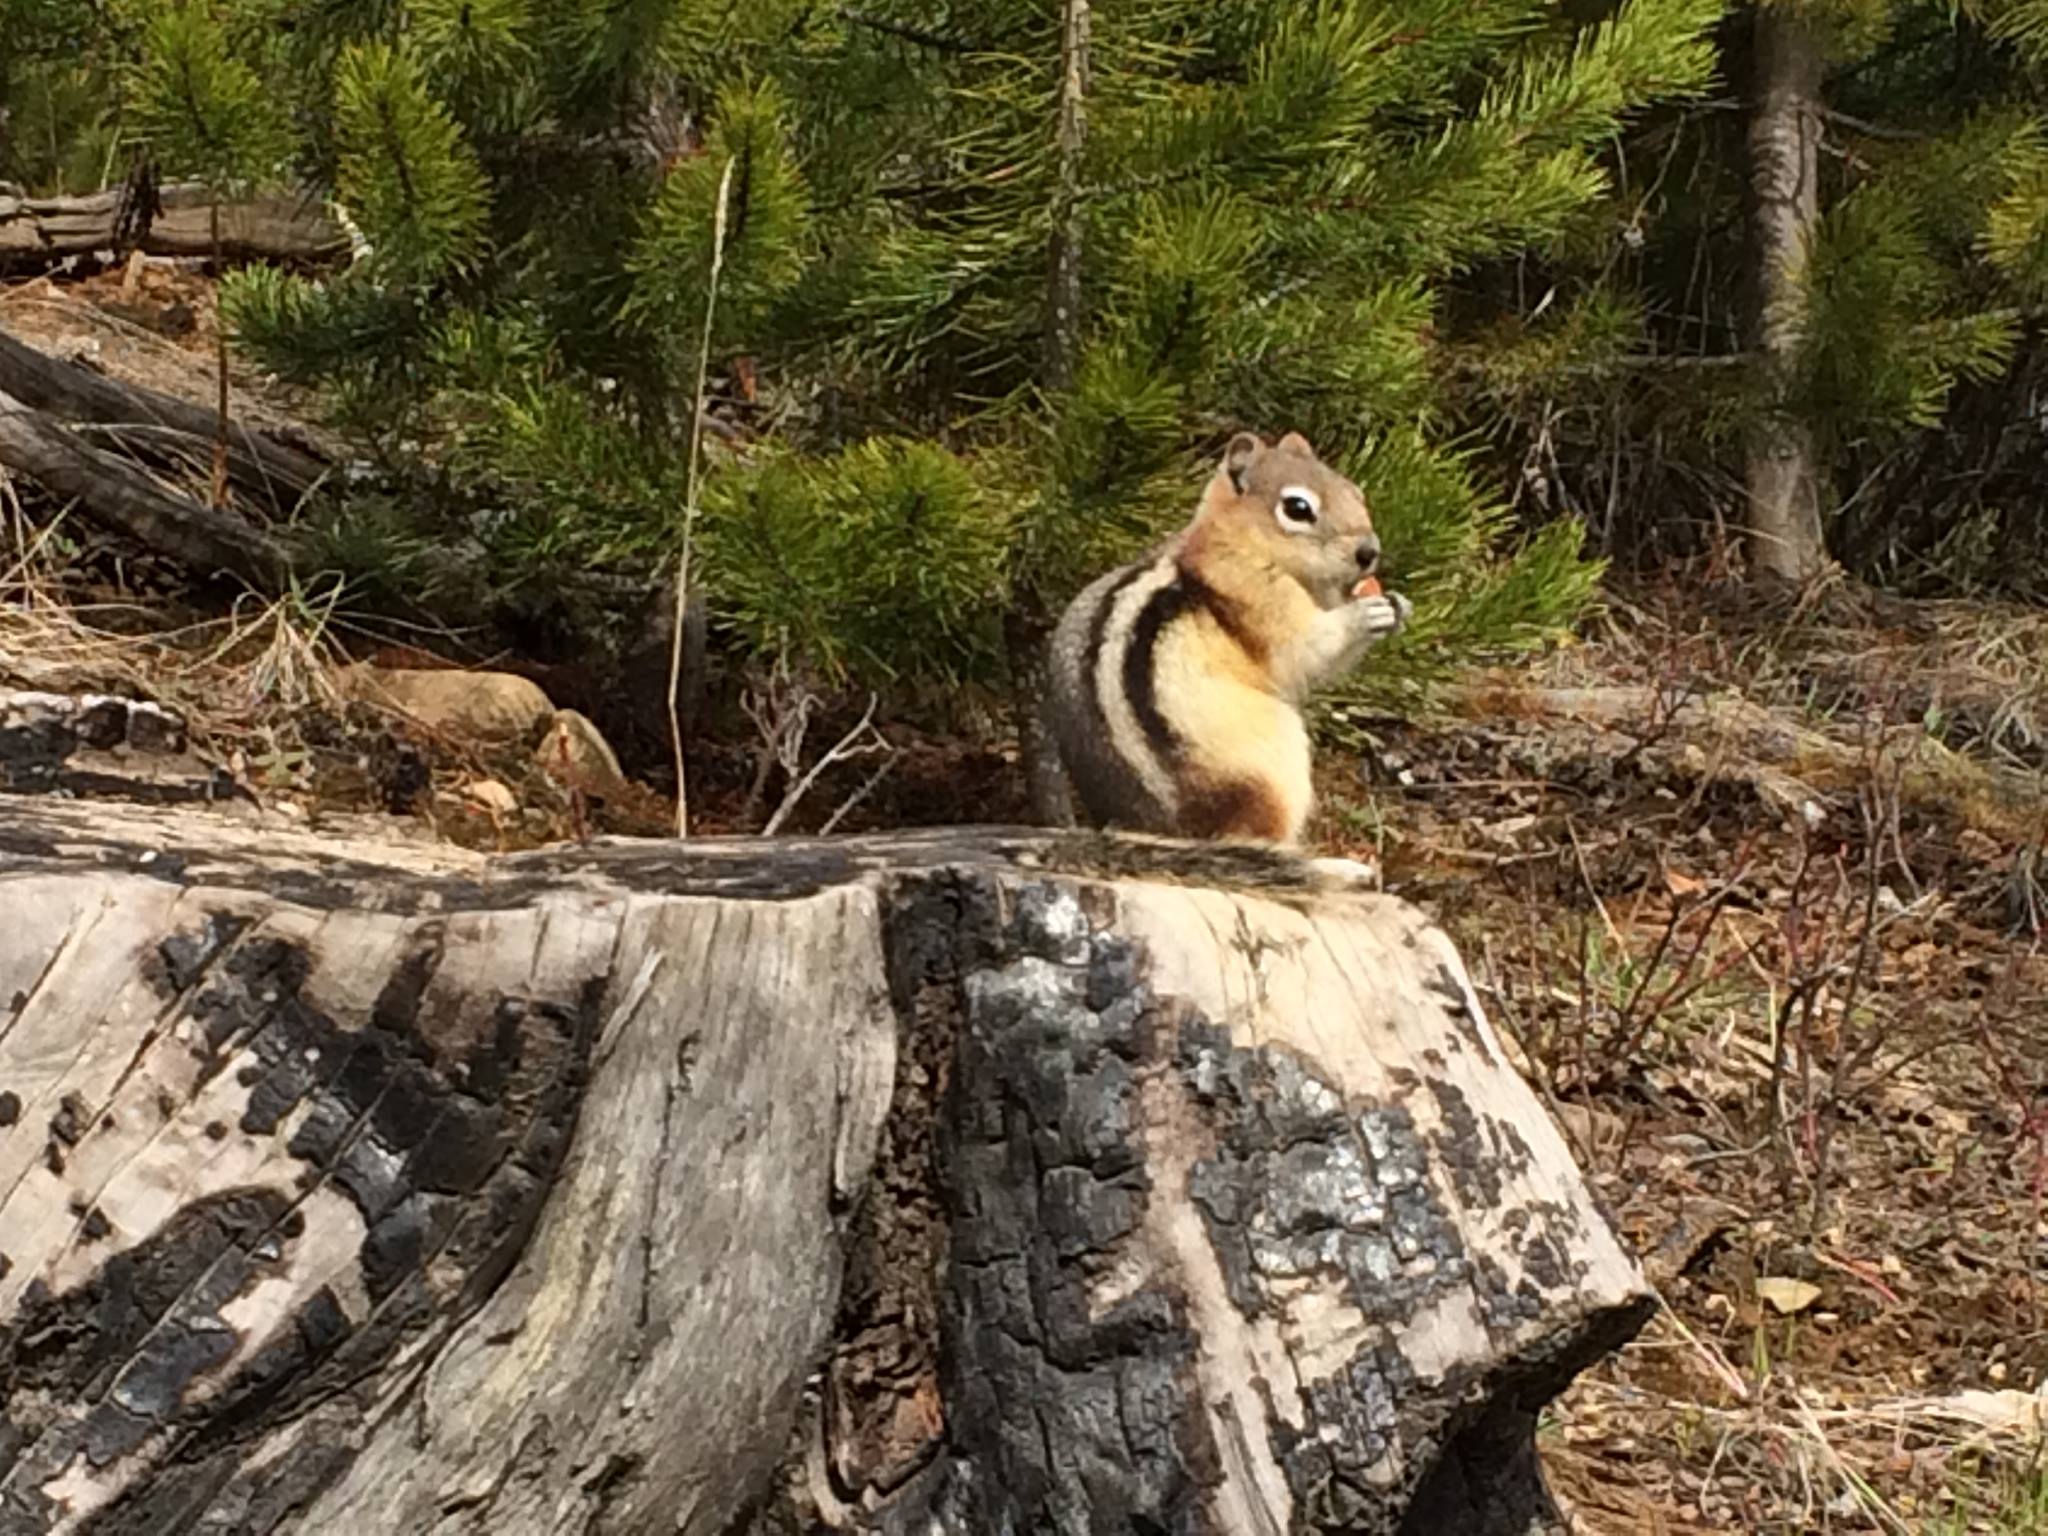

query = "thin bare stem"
[763,694,886,837]
[670,155,736,840]
[818,753,897,836]
[210,197,231,511]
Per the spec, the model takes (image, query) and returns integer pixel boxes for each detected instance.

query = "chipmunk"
[1046,431,1409,846]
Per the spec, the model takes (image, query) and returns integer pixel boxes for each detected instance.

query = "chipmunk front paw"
[1350,591,1408,638]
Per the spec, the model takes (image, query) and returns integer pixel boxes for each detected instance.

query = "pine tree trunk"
[1743,3,1830,585]
[1009,0,1094,831]
[1044,0,1089,398]
[1006,608,1074,828]
[0,785,1651,1535]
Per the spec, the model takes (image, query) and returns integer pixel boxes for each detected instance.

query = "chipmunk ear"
[1223,431,1263,492]
[1276,431,1314,458]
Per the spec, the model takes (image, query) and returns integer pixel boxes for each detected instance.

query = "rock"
[345,665,555,745]
[539,708,630,801]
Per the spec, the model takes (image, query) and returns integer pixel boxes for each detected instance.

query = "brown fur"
[1176,431,1381,666]
[1177,776,1294,842]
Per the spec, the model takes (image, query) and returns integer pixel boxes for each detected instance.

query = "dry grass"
[1548,1369,2048,1534]
[0,503,344,753]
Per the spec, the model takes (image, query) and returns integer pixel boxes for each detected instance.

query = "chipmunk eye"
[1276,489,1320,531]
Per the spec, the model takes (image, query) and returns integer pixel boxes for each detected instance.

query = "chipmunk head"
[1193,431,1380,609]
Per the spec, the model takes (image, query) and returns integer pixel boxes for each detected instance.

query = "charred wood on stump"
[0,795,1647,1535]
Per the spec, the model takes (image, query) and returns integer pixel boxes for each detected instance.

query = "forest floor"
[1330,590,2048,1536]
[4,265,2047,1533]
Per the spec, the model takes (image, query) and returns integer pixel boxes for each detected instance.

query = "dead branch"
[762,692,893,835]
[1461,682,2038,839]
[0,386,291,587]
[0,328,329,507]
[0,181,345,270]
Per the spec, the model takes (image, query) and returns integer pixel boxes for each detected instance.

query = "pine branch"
[836,8,982,55]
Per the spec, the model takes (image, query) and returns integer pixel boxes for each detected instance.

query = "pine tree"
[63,1,1729,743]
[684,0,1721,710]
[0,1,123,192]
[1451,0,2048,589]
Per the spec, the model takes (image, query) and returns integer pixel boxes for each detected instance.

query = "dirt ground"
[5,265,2046,1533]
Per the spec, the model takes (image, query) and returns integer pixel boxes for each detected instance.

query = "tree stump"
[0,794,1648,1535]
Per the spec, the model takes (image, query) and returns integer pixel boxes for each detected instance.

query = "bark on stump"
[0,796,1648,1535]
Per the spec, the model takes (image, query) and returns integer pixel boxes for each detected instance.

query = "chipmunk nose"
[1354,535,1381,573]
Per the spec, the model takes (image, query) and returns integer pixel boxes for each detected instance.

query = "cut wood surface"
[0,793,1649,1535]
[0,185,345,269]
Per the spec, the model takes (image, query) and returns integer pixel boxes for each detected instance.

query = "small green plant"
[1927,1457,2048,1535]
[204,573,352,715]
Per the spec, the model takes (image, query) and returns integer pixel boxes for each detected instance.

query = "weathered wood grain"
[0,330,330,508]
[0,185,345,269]
[0,388,294,588]
[0,794,1649,1535]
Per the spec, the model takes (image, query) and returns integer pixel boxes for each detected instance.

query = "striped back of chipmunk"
[1050,541,1307,842]
[1049,551,1185,832]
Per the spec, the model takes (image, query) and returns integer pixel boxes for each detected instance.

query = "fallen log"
[0,795,1649,1535]
[0,330,329,507]
[1452,680,2042,842]
[0,387,292,588]
[0,183,345,270]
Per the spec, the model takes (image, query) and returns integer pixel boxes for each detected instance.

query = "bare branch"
[763,693,889,836]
